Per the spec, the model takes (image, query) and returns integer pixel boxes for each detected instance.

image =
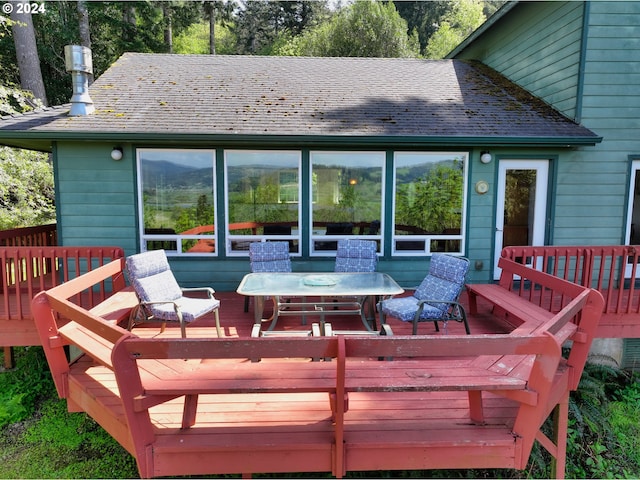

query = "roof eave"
[0,131,602,149]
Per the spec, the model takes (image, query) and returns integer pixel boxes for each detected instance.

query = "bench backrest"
[497,256,604,390]
[31,258,134,398]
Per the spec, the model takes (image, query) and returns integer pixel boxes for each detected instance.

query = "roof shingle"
[0,53,599,142]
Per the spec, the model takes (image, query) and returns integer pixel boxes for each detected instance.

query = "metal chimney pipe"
[64,45,94,116]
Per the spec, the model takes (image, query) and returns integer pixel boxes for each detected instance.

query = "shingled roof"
[0,53,600,147]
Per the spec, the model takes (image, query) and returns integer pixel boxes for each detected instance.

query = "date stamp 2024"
[2,2,46,15]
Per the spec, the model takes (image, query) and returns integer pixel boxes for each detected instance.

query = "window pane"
[138,149,216,254]
[394,152,466,255]
[311,152,384,253]
[225,150,300,253]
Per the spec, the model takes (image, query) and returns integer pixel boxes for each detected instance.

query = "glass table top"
[237,272,404,297]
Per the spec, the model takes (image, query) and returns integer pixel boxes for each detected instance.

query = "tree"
[424,0,485,59]
[293,0,420,58]
[394,1,451,55]
[174,20,236,55]
[9,1,47,105]
[234,1,329,55]
[77,0,91,48]
[0,147,55,229]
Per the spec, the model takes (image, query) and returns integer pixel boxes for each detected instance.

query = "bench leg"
[181,394,199,429]
[550,394,568,479]
[468,391,485,424]
[467,291,479,315]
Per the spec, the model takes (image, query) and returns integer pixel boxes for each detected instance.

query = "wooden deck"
[31,255,604,479]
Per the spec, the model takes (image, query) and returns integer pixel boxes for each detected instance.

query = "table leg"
[265,295,281,331]
[254,295,265,324]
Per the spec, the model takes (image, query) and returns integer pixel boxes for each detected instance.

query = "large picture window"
[393,152,467,255]
[137,149,216,255]
[225,150,301,254]
[310,151,384,254]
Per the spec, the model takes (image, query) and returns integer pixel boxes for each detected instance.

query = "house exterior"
[449,0,640,366]
[0,49,601,292]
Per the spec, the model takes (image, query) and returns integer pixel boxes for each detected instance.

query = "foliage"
[0,146,55,229]
[395,161,464,233]
[295,0,420,58]
[0,84,42,115]
[173,20,236,54]
[233,0,330,55]
[0,347,55,430]
[424,0,486,59]
[394,0,452,55]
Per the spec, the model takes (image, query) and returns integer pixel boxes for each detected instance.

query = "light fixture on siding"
[480,151,492,164]
[111,147,123,161]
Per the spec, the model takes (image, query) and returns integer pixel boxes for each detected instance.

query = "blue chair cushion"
[334,239,377,273]
[149,296,221,322]
[414,254,468,312]
[133,269,183,303]
[380,296,445,322]
[250,242,292,273]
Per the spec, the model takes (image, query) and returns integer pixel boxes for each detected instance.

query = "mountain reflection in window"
[138,149,216,254]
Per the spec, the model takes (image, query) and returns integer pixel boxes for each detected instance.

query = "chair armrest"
[141,300,180,310]
[181,287,216,298]
[416,299,465,308]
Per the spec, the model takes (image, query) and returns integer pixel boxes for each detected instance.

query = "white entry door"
[494,160,549,279]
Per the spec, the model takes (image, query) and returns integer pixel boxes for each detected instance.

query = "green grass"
[2,347,640,479]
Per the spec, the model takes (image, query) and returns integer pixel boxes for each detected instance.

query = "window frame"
[391,151,469,257]
[308,150,385,257]
[224,149,302,257]
[136,148,218,257]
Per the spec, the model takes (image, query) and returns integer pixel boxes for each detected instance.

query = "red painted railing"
[1,246,126,320]
[1,244,125,368]
[0,223,57,247]
[501,245,640,337]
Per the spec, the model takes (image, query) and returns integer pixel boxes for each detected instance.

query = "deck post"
[2,346,15,369]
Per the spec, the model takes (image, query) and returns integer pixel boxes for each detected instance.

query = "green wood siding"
[55,142,139,252]
[456,1,584,121]
[454,1,640,249]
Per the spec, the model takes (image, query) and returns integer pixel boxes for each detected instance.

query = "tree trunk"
[163,4,173,53]
[209,2,216,55]
[10,2,47,106]
[123,4,136,43]
[77,0,93,84]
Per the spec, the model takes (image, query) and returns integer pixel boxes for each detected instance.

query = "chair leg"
[128,305,141,331]
[214,309,222,337]
[460,306,470,334]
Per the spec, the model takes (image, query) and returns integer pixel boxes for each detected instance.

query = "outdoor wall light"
[480,151,492,164]
[111,147,123,161]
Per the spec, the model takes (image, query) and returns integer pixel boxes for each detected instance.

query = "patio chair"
[331,239,378,326]
[125,249,222,338]
[378,253,470,335]
[334,238,378,272]
[244,241,292,314]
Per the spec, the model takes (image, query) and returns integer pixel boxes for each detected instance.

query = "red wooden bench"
[32,258,602,479]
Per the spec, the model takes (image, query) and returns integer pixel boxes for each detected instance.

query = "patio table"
[237,272,404,332]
